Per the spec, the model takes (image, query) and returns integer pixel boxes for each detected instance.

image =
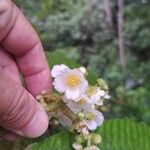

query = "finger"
[0,66,48,138]
[0,0,51,96]
[0,47,21,84]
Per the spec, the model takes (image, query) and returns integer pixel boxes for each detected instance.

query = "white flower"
[81,109,104,130]
[64,94,92,113]
[86,86,110,106]
[53,69,88,100]
[51,64,69,78]
[90,89,105,106]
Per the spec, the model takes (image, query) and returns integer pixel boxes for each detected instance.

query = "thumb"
[0,66,48,138]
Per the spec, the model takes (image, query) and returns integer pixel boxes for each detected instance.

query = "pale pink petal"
[53,76,66,92]
[83,120,97,130]
[90,94,100,102]
[104,94,111,99]
[65,88,80,100]
[51,64,69,77]
[57,112,72,127]
[94,111,104,126]
[67,102,81,113]
[98,90,105,96]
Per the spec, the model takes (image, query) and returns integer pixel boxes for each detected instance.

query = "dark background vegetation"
[14,0,150,125]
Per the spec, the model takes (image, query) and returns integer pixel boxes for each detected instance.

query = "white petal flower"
[53,69,88,100]
[64,94,92,113]
[86,86,109,106]
[90,89,105,106]
[81,109,104,130]
[51,64,69,78]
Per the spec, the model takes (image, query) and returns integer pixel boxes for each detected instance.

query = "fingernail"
[16,105,48,138]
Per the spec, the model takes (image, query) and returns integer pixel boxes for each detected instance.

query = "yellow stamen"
[78,99,86,105]
[66,74,80,88]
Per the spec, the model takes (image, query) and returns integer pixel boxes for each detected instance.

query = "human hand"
[0,0,51,139]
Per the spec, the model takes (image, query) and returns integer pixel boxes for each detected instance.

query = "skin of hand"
[0,0,51,139]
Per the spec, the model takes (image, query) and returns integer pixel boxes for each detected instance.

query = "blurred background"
[14,0,150,125]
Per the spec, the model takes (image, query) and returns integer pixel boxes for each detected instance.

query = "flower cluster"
[37,64,110,150]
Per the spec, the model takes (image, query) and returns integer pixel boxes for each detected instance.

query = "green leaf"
[96,118,150,150]
[32,131,73,150]
[45,51,97,84]
[31,118,150,150]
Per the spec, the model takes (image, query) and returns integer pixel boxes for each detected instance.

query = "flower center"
[66,74,80,88]
[78,99,86,104]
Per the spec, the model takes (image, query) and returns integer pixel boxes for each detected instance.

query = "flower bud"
[79,67,87,75]
[85,112,93,120]
[75,135,85,144]
[91,134,101,144]
[53,119,59,126]
[36,95,43,100]
[81,127,89,135]
[100,106,109,112]
[78,112,85,120]
[97,78,108,91]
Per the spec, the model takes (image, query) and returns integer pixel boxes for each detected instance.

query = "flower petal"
[94,111,104,126]
[96,99,103,106]
[57,112,72,127]
[98,90,105,97]
[51,64,69,77]
[65,88,80,100]
[104,94,111,99]
[83,120,97,130]
[66,101,92,113]
[90,94,100,102]
[79,80,88,93]
[53,76,66,92]
[67,102,81,113]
